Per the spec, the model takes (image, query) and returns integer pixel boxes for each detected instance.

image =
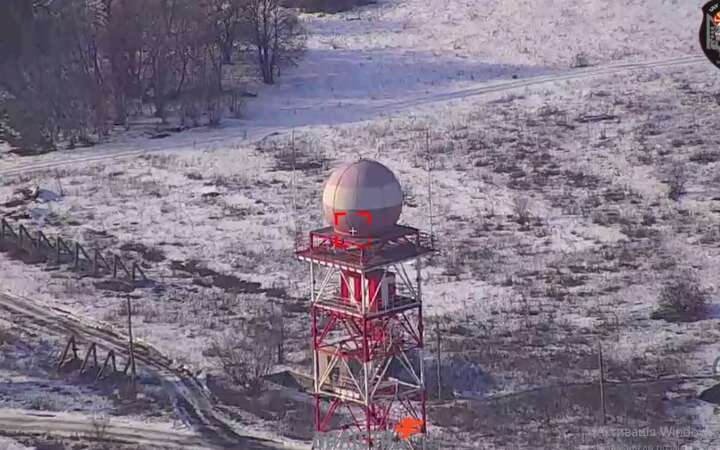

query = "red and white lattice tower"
[296,159,433,444]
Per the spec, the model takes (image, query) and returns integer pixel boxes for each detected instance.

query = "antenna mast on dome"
[290,129,301,248]
[425,128,435,248]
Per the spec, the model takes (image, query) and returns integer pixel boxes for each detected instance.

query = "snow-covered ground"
[248,0,700,128]
[0,0,717,448]
[0,0,704,174]
[0,437,31,450]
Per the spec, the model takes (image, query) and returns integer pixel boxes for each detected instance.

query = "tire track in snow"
[0,409,215,450]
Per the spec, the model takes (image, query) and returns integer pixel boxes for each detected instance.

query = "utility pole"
[435,319,441,402]
[127,296,137,394]
[598,341,606,425]
[274,297,285,364]
[291,129,300,248]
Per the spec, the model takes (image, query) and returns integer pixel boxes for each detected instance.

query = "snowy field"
[0,437,30,450]
[250,0,700,128]
[0,0,704,173]
[0,0,718,449]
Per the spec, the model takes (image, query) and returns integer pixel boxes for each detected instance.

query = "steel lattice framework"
[296,225,433,444]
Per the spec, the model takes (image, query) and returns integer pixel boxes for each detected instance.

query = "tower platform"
[295,224,434,272]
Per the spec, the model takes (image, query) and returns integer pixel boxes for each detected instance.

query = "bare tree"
[103,0,146,126]
[0,0,284,151]
[143,0,180,121]
[0,0,109,150]
[140,0,232,123]
[241,0,305,84]
[207,0,244,65]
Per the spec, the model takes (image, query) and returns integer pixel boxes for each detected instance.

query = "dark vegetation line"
[476,374,717,405]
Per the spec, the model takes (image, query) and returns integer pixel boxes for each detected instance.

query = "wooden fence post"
[80,343,98,374]
[19,225,34,249]
[74,242,80,271]
[94,250,100,275]
[1,219,16,241]
[97,350,117,381]
[58,336,79,369]
[3,219,148,283]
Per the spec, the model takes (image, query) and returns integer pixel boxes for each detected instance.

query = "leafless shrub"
[139,301,163,323]
[0,326,15,345]
[637,142,654,165]
[442,241,463,277]
[185,171,204,181]
[209,315,282,389]
[89,414,111,445]
[26,393,59,411]
[513,196,531,228]
[605,351,647,381]
[545,281,567,302]
[667,164,687,201]
[651,354,684,379]
[689,150,720,164]
[620,222,656,240]
[570,52,591,68]
[652,271,707,323]
[699,225,720,245]
[537,104,562,118]
[641,210,656,226]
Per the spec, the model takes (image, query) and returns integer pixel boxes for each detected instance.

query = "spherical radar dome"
[322,159,403,237]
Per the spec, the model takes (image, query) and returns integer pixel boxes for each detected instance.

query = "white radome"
[322,159,403,237]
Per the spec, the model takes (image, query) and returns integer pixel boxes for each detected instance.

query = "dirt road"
[0,408,221,450]
[0,290,296,450]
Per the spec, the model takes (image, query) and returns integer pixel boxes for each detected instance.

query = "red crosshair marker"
[332,210,374,249]
[333,211,347,226]
[332,211,347,248]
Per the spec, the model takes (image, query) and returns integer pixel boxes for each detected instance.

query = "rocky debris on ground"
[3,185,39,208]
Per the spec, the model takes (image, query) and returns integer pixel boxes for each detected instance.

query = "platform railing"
[314,292,418,316]
[297,230,436,271]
